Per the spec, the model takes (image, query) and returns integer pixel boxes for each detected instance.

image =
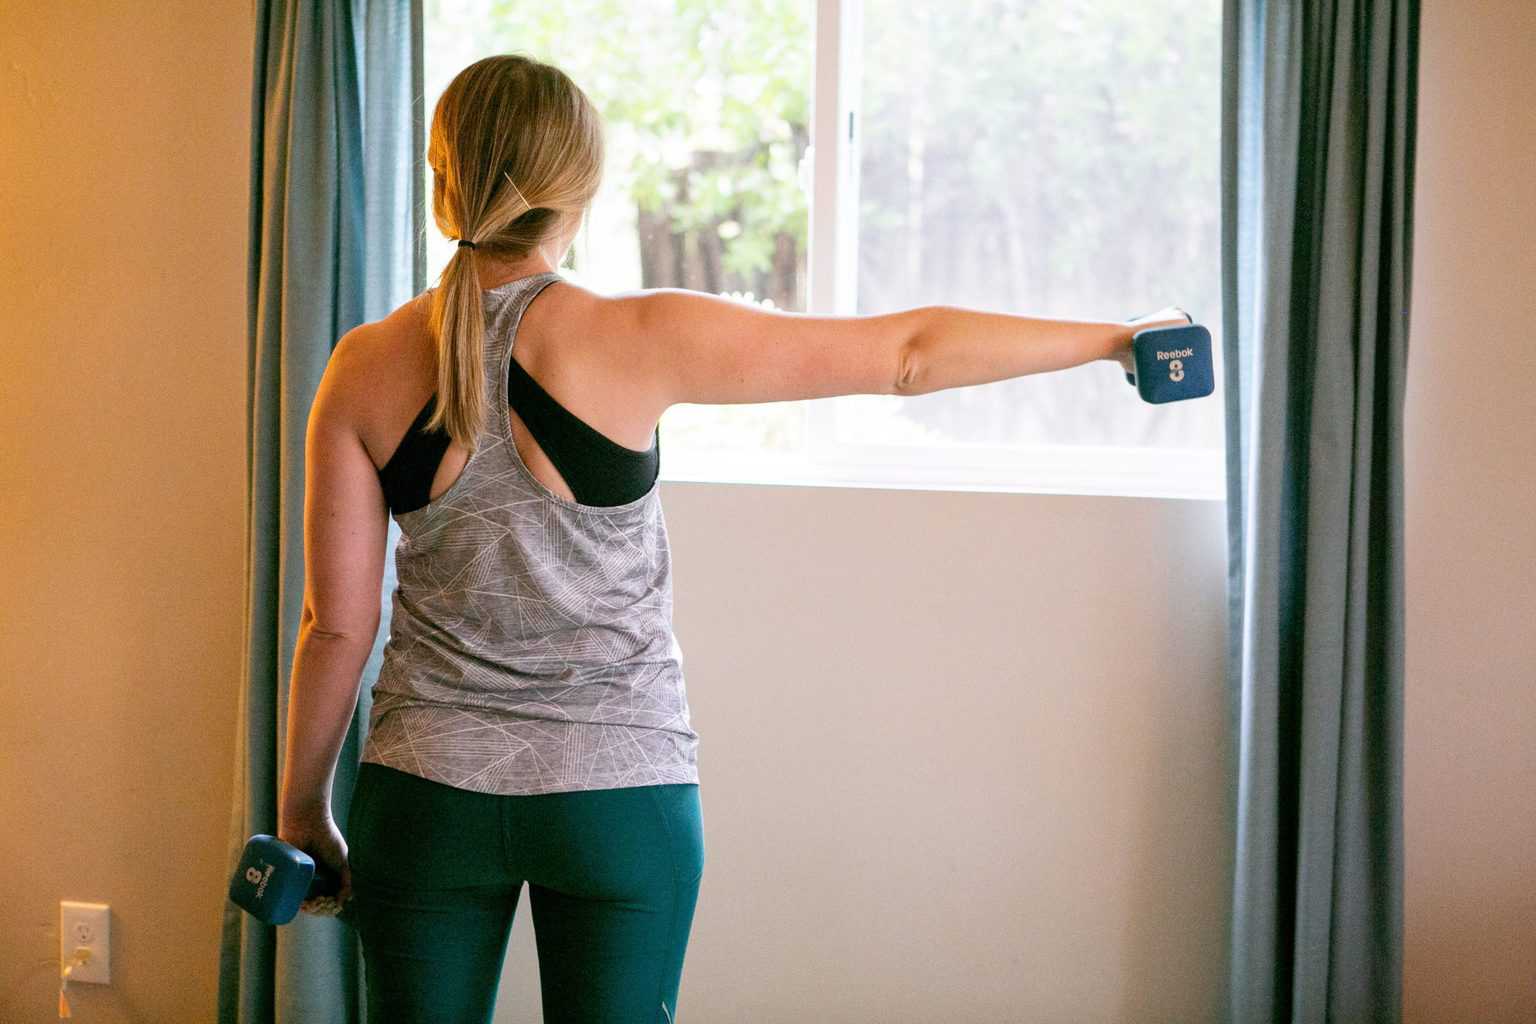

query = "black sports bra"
[378,353,659,515]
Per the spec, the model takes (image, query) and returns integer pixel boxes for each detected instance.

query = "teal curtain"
[217,1,423,1021]
[1221,1,1419,1020]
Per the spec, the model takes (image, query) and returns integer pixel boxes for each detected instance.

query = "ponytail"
[423,52,605,454]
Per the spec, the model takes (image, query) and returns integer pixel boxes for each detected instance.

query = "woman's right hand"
[278,806,354,917]
[1112,306,1193,377]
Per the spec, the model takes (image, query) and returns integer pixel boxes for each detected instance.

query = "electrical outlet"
[59,901,110,984]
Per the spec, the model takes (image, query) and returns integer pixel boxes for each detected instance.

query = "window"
[424,0,1223,500]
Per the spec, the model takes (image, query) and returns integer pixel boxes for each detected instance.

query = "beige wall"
[0,2,1530,1022]
[1,2,253,1022]
[1402,0,1536,1019]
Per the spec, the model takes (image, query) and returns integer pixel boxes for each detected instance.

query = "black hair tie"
[456,239,477,250]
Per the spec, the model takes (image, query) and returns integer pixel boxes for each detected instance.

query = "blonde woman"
[274,52,1187,1024]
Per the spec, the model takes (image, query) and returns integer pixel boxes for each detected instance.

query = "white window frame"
[660,0,1227,502]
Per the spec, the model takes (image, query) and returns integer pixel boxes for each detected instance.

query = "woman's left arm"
[279,328,390,827]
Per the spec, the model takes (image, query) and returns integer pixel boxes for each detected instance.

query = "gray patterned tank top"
[359,271,700,795]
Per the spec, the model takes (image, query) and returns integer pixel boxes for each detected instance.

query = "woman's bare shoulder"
[342,292,432,366]
[381,290,434,339]
[325,294,433,406]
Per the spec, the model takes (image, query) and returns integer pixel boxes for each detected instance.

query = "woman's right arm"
[620,287,1170,408]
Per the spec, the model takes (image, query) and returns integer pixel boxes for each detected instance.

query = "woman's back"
[357,271,700,796]
[361,272,668,510]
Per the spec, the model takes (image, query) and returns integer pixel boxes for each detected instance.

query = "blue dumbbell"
[1123,312,1215,404]
[228,834,345,925]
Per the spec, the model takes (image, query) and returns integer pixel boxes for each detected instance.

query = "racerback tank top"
[359,271,700,795]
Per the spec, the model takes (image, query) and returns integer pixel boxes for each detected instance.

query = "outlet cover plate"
[60,901,110,984]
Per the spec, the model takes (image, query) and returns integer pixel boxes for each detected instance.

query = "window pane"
[844,0,1223,451]
[424,0,816,460]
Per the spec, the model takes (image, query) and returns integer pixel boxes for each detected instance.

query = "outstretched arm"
[896,306,1137,396]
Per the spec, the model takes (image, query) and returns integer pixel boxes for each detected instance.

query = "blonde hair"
[424,53,604,453]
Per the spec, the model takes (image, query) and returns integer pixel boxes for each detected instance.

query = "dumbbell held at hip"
[1116,306,1215,404]
[228,833,348,926]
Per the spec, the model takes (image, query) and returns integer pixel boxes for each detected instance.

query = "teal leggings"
[342,762,704,1024]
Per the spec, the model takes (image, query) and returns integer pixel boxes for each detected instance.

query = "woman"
[275,52,1187,1024]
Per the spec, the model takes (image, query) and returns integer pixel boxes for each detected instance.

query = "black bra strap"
[507,353,659,506]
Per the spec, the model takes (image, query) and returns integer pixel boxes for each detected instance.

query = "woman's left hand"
[1116,306,1193,376]
[277,807,353,917]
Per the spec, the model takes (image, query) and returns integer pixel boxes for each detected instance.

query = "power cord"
[58,946,91,1020]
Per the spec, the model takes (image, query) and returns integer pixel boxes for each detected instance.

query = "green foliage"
[437,0,813,283]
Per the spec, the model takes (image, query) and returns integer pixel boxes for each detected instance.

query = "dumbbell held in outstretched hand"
[228,833,345,926]
[1119,308,1215,404]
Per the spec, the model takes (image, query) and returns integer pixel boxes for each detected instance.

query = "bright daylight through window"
[424,0,1223,500]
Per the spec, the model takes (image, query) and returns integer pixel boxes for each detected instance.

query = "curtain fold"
[217,1,423,1021]
[1220,1,1419,1021]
